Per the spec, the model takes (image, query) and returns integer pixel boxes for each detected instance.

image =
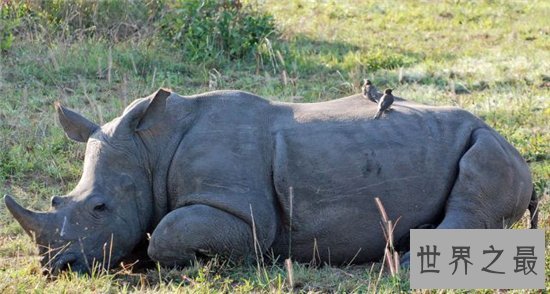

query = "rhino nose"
[50,196,64,208]
[51,254,77,276]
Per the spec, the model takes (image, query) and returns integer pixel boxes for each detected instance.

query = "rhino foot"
[399,251,410,268]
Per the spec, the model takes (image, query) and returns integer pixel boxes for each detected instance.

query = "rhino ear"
[55,102,99,142]
[134,89,172,132]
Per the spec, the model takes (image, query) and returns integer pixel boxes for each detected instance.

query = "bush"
[2,0,278,61]
[34,0,162,40]
[0,1,29,51]
[1,0,162,45]
[159,0,277,60]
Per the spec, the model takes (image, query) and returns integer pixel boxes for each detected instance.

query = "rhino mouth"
[41,242,123,276]
[46,252,80,275]
[39,243,88,275]
[43,250,111,276]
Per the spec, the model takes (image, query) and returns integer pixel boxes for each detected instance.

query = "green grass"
[1,0,549,292]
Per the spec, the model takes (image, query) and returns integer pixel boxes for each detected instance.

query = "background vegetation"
[1,0,548,292]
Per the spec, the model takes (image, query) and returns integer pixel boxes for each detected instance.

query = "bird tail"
[373,111,382,119]
[367,94,378,103]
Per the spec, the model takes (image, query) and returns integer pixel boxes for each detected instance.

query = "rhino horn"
[4,195,50,237]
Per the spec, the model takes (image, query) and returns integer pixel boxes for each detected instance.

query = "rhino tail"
[528,186,538,229]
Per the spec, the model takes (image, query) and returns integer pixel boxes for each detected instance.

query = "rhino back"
[269,95,487,263]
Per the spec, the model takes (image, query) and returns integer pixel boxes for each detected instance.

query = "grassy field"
[0,0,548,292]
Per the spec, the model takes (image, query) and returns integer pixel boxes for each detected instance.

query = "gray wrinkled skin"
[5,89,533,274]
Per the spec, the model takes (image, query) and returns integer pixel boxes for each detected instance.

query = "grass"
[1,0,549,292]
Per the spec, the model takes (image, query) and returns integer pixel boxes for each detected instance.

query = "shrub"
[35,0,162,40]
[0,1,30,51]
[1,0,278,61]
[1,0,162,44]
[159,0,277,60]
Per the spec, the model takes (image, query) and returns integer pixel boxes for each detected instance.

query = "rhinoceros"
[4,89,538,274]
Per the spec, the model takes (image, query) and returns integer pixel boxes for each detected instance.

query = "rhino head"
[4,89,172,275]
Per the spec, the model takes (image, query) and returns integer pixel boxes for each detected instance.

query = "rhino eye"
[93,203,107,212]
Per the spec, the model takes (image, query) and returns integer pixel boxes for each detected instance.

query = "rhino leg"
[437,128,532,229]
[147,204,253,267]
[400,129,532,268]
[400,251,411,268]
